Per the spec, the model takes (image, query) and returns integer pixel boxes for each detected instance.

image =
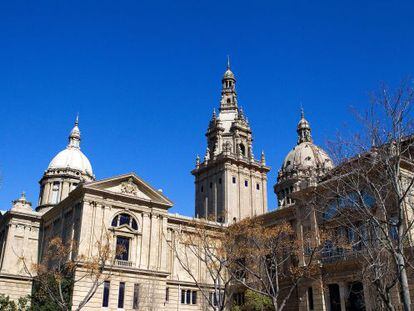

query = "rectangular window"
[51,182,60,204]
[116,236,130,261]
[308,287,314,310]
[118,282,125,308]
[186,290,191,304]
[218,178,222,184]
[102,281,110,307]
[256,183,260,190]
[245,180,248,187]
[181,289,185,304]
[181,289,197,305]
[232,177,236,184]
[165,287,169,302]
[133,283,140,309]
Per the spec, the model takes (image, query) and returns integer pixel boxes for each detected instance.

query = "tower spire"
[68,115,81,148]
[220,57,237,111]
[297,108,312,144]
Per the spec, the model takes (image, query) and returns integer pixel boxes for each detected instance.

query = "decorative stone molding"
[120,178,139,196]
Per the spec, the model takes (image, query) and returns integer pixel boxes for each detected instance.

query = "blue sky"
[0,1,413,214]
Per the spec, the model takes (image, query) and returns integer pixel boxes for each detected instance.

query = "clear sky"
[0,1,413,214]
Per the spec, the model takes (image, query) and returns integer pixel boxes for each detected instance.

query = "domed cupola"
[274,109,333,207]
[37,116,95,212]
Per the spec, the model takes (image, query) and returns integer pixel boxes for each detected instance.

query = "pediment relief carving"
[120,178,139,196]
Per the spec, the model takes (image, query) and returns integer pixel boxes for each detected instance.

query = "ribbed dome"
[278,110,333,182]
[48,148,93,176]
[281,141,333,173]
[47,117,93,177]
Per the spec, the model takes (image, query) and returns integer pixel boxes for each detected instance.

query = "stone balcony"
[115,259,133,267]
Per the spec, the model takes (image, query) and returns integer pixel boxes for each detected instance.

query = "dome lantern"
[68,114,81,148]
[297,108,312,144]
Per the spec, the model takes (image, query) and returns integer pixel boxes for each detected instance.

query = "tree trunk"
[396,252,411,311]
[272,297,278,311]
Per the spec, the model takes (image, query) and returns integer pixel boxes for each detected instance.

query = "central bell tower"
[192,60,270,223]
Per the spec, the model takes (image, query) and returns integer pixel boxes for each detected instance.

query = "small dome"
[48,148,93,176]
[223,68,235,79]
[297,117,310,131]
[281,142,333,173]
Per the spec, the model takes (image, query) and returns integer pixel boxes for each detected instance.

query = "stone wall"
[0,274,32,301]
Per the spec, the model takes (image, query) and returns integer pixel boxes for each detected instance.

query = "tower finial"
[297,108,312,144]
[68,116,81,148]
[261,150,266,165]
[196,155,200,168]
[238,106,245,120]
[227,55,230,69]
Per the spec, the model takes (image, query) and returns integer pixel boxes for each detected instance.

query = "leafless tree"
[314,82,414,310]
[166,220,232,311]
[20,229,120,311]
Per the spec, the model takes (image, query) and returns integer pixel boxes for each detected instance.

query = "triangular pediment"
[84,173,173,208]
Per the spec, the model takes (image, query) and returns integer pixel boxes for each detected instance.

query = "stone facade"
[0,62,413,311]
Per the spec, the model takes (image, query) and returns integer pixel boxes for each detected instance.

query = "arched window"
[239,144,246,156]
[111,213,138,230]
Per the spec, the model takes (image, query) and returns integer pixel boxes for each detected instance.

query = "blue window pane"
[118,282,125,308]
[102,281,110,307]
[119,214,131,226]
[132,219,138,230]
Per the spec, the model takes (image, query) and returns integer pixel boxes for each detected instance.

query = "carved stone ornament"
[120,178,139,196]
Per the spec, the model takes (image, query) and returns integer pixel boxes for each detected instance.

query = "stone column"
[313,278,328,311]
[339,282,347,311]
[159,216,168,271]
[61,181,69,201]
[43,182,51,204]
[141,213,151,269]
[262,174,268,214]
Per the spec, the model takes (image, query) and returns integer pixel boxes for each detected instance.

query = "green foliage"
[31,274,74,311]
[230,305,242,311]
[238,290,273,311]
[0,294,30,311]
